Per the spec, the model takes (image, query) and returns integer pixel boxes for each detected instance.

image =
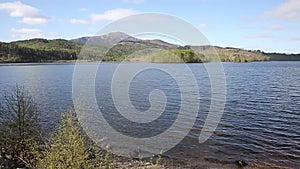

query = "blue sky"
[0,0,299,53]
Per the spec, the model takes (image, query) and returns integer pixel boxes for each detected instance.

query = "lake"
[0,61,299,168]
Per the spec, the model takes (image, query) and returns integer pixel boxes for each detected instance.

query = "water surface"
[0,62,299,168]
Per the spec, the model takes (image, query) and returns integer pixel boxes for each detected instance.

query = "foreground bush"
[37,110,92,169]
[0,87,116,168]
[0,85,41,168]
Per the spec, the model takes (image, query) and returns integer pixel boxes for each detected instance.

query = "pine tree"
[38,110,91,169]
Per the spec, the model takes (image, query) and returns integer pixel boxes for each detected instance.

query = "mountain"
[70,32,177,49]
[142,39,178,48]
[70,32,139,45]
[2,31,295,63]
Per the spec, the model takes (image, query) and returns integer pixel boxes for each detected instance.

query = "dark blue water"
[0,62,299,168]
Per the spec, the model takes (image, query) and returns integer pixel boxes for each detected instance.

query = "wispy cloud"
[245,35,273,39]
[80,8,88,12]
[269,24,284,30]
[289,37,300,41]
[0,1,48,24]
[11,28,43,39]
[70,18,89,24]
[21,18,48,25]
[198,23,208,29]
[247,35,300,41]
[121,0,144,4]
[90,8,138,22]
[263,0,300,21]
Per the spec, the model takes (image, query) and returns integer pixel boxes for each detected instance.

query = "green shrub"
[0,85,41,168]
[37,110,92,169]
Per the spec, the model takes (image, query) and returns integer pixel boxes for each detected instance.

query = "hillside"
[263,52,300,61]
[0,32,273,63]
[215,47,269,62]
[70,32,139,45]
[0,38,82,62]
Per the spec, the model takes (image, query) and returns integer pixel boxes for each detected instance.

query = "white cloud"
[80,8,88,12]
[263,0,300,21]
[11,28,43,39]
[245,35,273,39]
[90,8,138,22]
[269,24,284,30]
[121,0,144,4]
[70,18,89,24]
[0,1,48,24]
[198,23,208,28]
[21,17,48,24]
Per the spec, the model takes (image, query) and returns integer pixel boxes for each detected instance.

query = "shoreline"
[0,59,277,64]
[106,155,274,169]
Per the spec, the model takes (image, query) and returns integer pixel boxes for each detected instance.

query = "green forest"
[0,36,279,63]
[0,39,80,62]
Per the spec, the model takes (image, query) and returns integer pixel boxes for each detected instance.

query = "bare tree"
[0,85,41,168]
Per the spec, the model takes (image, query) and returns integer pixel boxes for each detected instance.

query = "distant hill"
[187,46,269,62]
[263,52,300,61]
[70,32,139,45]
[1,31,294,63]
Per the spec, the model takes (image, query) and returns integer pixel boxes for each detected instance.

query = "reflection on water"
[0,62,299,168]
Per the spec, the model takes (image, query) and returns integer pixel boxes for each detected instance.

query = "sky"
[0,0,299,53]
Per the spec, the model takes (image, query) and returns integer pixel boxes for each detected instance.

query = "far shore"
[0,59,275,64]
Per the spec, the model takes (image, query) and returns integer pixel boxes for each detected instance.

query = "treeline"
[102,44,270,63]
[263,52,300,61]
[0,39,80,63]
[215,47,270,62]
[149,49,203,63]
[102,40,173,61]
[148,46,269,63]
[0,37,271,63]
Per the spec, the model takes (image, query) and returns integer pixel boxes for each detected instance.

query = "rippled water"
[0,62,299,168]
